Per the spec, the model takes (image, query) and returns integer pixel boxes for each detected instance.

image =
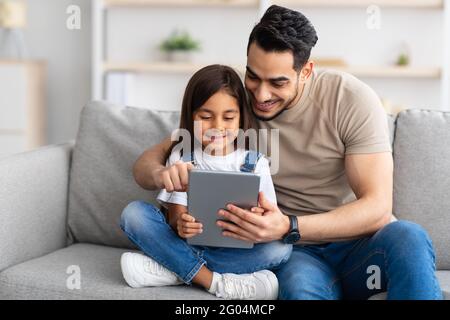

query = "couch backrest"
[67,101,180,249]
[68,102,450,270]
[392,110,450,270]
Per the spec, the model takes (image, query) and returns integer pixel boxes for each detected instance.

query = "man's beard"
[250,85,301,122]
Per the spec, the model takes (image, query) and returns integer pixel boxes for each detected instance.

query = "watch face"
[286,231,300,244]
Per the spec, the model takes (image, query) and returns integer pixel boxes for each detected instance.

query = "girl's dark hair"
[174,64,252,152]
[247,5,318,71]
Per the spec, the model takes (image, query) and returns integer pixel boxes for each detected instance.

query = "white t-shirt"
[157,146,277,208]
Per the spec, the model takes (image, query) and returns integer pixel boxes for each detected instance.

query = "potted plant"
[160,30,200,63]
[395,42,411,67]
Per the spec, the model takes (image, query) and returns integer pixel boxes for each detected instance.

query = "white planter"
[166,50,193,63]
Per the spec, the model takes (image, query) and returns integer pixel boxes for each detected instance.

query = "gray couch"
[0,101,449,300]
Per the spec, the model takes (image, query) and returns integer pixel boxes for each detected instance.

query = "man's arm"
[133,136,171,190]
[133,136,193,192]
[216,152,393,243]
[296,152,393,242]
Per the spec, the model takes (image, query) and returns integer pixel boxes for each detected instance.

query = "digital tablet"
[187,169,260,249]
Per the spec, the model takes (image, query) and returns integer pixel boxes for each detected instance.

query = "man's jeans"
[120,201,292,284]
[275,220,443,300]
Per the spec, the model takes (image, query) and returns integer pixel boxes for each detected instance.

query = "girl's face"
[193,89,241,155]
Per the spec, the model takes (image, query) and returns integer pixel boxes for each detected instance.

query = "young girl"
[119,65,292,300]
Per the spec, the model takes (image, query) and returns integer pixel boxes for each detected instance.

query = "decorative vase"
[166,50,193,63]
[0,1,28,59]
[0,28,28,59]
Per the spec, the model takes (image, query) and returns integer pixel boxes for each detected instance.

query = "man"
[129,5,442,299]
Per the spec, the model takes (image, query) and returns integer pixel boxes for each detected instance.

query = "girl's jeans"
[120,200,292,284]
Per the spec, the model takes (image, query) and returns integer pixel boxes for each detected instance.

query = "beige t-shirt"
[257,69,392,228]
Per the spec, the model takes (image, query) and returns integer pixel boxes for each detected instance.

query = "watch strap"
[289,215,298,232]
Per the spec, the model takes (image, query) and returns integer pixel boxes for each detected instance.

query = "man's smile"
[254,99,281,112]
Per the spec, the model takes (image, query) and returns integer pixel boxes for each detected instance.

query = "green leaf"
[160,30,200,52]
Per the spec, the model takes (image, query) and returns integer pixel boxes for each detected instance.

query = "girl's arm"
[168,203,203,238]
[167,203,187,230]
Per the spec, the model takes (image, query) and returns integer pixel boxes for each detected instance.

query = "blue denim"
[120,200,292,284]
[275,220,443,300]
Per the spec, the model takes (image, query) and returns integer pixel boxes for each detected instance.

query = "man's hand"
[216,192,290,243]
[250,206,265,216]
[134,136,193,191]
[152,160,194,192]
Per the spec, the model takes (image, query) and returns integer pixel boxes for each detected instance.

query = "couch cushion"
[0,243,217,300]
[393,110,450,269]
[436,271,450,300]
[67,101,179,248]
[387,114,396,147]
[0,243,447,300]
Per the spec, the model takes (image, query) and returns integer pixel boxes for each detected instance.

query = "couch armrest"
[0,142,74,272]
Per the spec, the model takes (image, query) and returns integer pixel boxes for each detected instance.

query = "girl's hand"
[177,213,203,238]
[250,206,265,216]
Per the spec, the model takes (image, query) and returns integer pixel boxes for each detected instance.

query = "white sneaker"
[120,252,183,288]
[210,270,279,300]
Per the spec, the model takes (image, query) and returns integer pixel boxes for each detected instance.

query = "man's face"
[245,42,309,121]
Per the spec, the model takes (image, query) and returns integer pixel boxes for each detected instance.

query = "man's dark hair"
[247,5,318,71]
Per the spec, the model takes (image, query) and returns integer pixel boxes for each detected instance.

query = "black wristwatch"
[282,215,301,244]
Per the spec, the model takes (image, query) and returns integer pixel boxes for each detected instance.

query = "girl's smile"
[193,89,241,155]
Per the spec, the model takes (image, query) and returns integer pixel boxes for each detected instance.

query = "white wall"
[23,0,91,144]
[299,7,443,110]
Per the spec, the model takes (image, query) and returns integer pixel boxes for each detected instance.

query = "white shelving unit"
[277,0,444,9]
[92,0,450,109]
[0,60,46,157]
[103,0,259,7]
[103,61,442,78]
